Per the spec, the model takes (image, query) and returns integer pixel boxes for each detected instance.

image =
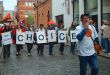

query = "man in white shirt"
[75,14,99,75]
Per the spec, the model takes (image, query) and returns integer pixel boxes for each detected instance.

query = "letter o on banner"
[36,31,46,44]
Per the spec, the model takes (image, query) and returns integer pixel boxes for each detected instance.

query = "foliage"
[26,14,34,25]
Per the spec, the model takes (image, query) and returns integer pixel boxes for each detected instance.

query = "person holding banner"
[75,14,99,75]
[58,23,65,55]
[2,25,11,59]
[26,25,34,56]
[37,24,45,55]
[15,25,25,56]
[47,25,55,55]
[68,21,77,55]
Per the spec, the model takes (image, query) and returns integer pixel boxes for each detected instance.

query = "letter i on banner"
[25,31,34,43]
[70,30,78,42]
[48,30,56,42]
[36,31,46,43]
[16,31,26,44]
[58,31,67,43]
[2,32,12,45]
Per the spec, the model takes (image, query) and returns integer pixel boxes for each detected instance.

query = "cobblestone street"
[0,44,110,75]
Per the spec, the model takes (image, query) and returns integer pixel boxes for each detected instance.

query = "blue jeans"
[103,38,110,53]
[70,42,76,54]
[79,53,99,75]
[49,42,54,54]
[101,37,104,49]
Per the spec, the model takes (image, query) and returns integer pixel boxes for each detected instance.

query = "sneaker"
[102,49,105,52]
[16,52,19,56]
[108,53,110,55]
[28,53,31,56]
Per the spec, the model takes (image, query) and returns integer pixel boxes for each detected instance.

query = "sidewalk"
[98,51,110,59]
[66,43,110,59]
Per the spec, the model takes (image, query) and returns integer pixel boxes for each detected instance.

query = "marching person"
[101,20,110,54]
[75,14,99,75]
[26,24,34,56]
[15,25,24,56]
[68,21,77,55]
[58,23,65,55]
[37,24,45,55]
[2,24,11,59]
[47,25,55,55]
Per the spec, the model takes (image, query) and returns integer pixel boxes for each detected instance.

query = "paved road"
[0,44,110,75]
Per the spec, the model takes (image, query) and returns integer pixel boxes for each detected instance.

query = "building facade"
[0,1,3,20]
[34,0,51,27]
[17,0,35,20]
[52,0,73,28]
[73,0,110,41]
[34,0,73,28]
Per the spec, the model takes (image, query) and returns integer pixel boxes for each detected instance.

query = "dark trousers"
[27,43,33,53]
[49,42,54,55]
[103,38,110,53]
[70,42,76,54]
[59,43,65,53]
[3,44,11,59]
[16,44,22,53]
[79,53,99,75]
[37,44,44,55]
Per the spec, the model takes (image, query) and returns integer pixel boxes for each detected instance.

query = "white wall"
[52,0,73,29]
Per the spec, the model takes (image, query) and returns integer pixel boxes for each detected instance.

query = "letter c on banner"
[18,35,23,41]
[59,33,65,40]
[38,34,44,40]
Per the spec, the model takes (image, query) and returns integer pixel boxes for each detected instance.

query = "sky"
[2,0,17,10]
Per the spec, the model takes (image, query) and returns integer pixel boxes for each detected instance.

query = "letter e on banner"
[58,31,67,43]
[36,31,46,43]
[25,31,34,43]
[48,30,56,42]
[16,31,25,44]
[70,30,78,42]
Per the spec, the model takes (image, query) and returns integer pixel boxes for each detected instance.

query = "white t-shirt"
[75,25,98,56]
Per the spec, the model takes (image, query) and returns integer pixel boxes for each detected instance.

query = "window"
[29,2,32,6]
[25,2,28,6]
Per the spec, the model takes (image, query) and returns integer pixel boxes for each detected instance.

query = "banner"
[47,30,56,42]
[16,31,25,44]
[58,31,67,43]
[2,32,12,45]
[36,31,46,44]
[70,30,78,42]
[25,31,34,43]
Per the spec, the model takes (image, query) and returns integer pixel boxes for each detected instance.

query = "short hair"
[80,13,90,20]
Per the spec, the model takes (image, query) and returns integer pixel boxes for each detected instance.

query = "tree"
[26,14,34,25]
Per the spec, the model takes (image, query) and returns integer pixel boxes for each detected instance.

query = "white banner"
[2,32,12,45]
[70,30,78,42]
[58,31,67,43]
[48,30,56,42]
[36,31,46,43]
[25,31,34,43]
[16,31,25,44]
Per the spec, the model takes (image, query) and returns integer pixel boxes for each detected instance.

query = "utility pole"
[36,0,39,27]
[34,0,39,27]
